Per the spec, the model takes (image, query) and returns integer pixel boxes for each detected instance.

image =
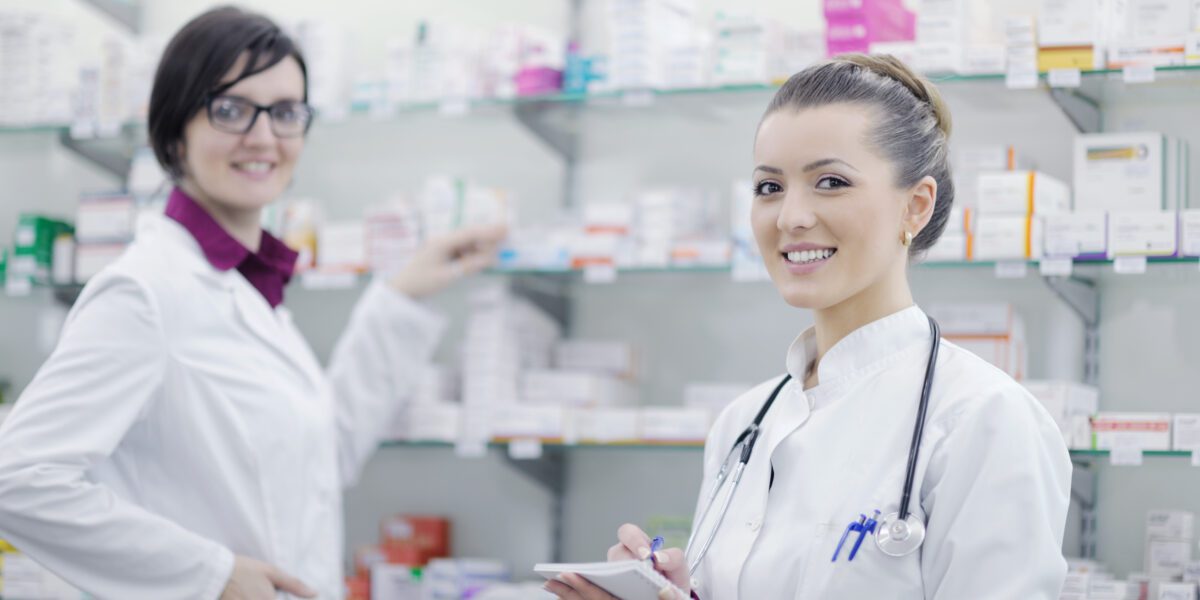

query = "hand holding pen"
[544,523,691,600]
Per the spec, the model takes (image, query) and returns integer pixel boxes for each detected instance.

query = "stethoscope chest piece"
[874,512,925,557]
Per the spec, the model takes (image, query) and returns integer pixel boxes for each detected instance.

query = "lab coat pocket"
[798,472,921,599]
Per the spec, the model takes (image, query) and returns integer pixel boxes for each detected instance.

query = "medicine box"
[977,171,1071,215]
[1091,412,1172,451]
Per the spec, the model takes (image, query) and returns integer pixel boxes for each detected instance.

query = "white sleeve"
[0,274,234,600]
[328,279,446,486]
[920,386,1073,600]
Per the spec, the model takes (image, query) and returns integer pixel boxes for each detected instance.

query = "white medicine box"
[973,214,1044,260]
[1107,210,1178,258]
[1043,212,1108,259]
[1175,414,1200,451]
[1147,510,1196,540]
[976,171,1071,215]
[1074,133,1189,212]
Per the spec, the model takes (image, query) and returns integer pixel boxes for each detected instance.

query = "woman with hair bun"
[549,54,1071,600]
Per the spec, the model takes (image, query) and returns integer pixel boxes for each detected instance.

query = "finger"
[433,224,508,253]
[616,523,653,559]
[544,578,583,600]
[659,585,685,600]
[560,573,617,599]
[461,249,499,273]
[265,566,317,598]
[607,542,637,561]
[653,547,690,589]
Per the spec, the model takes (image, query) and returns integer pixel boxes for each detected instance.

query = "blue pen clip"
[848,511,881,561]
[831,516,866,562]
[649,536,664,566]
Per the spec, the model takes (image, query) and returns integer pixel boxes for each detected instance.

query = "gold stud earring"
[902,231,914,247]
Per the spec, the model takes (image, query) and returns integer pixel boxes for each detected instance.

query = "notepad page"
[535,560,685,600]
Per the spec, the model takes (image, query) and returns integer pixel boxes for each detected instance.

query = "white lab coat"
[690,306,1072,600]
[0,213,445,600]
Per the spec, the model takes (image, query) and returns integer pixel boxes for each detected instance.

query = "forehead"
[218,54,305,102]
[754,103,880,165]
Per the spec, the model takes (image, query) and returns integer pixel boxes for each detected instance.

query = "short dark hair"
[763,54,954,258]
[148,6,308,180]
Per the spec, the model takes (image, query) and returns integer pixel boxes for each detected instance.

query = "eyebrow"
[802,158,858,172]
[753,165,784,175]
[753,158,859,176]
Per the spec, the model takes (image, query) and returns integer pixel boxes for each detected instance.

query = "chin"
[771,277,846,310]
[221,184,284,210]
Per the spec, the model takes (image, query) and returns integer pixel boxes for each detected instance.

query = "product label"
[1049,68,1082,88]
[584,265,618,284]
[1040,257,1073,276]
[1123,64,1156,84]
[508,438,544,460]
[995,261,1029,279]
[1111,445,1144,465]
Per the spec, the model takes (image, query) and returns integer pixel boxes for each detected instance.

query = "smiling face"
[752,103,925,310]
[178,54,306,214]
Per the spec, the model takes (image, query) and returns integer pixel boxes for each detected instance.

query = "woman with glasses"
[0,7,504,600]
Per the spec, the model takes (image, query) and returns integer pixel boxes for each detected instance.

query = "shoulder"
[926,340,1060,445]
[74,214,207,319]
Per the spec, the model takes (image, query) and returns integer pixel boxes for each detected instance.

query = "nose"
[777,189,818,233]
[241,110,278,147]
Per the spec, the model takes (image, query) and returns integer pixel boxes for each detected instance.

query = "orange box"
[381,515,451,562]
[345,575,370,600]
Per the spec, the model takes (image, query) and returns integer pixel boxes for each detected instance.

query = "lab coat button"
[747,519,761,531]
[690,578,701,590]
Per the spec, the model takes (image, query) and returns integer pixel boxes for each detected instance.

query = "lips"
[784,248,836,265]
[231,160,277,182]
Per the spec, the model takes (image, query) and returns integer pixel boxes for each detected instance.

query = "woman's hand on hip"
[544,523,691,600]
[388,224,508,299]
[220,556,317,600]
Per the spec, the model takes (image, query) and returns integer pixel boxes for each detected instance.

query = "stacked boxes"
[1146,511,1195,579]
[973,171,1070,261]
[927,303,1027,380]
[10,214,72,287]
[1037,0,1109,71]
[824,0,916,57]
[1024,381,1099,449]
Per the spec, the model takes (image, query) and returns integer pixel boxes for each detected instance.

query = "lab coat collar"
[135,213,323,389]
[785,305,929,408]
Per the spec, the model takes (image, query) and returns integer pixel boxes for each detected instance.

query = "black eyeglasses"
[205,95,315,138]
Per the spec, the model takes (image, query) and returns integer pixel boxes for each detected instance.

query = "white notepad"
[535,560,685,600]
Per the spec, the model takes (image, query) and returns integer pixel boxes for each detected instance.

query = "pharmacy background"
[0,0,1199,599]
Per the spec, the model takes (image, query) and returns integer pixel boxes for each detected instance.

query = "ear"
[903,175,937,237]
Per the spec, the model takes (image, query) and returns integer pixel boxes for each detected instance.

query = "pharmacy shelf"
[1,60,1195,179]
[24,256,1199,306]
[1069,450,1194,459]
[379,439,704,451]
[348,64,1200,117]
[378,439,1191,460]
[6,63,1200,138]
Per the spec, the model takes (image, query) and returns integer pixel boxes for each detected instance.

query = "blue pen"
[648,536,665,566]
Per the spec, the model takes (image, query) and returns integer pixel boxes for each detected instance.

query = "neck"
[179,180,263,252]
[809,261,915,384]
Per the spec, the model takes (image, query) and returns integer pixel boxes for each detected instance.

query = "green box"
[12,214,72,284]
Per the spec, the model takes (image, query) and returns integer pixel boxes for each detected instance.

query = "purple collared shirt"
[164,187,298,308]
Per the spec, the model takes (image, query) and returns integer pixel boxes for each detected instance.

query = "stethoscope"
[684,316,942,575]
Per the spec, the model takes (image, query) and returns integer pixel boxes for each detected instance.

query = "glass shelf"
[378,440,1190,458]
[920,256,1200,269]
[379,439,704,451]
[1068,449,1193,458]
[285,256,1200,292]
[5,64,1200,136]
